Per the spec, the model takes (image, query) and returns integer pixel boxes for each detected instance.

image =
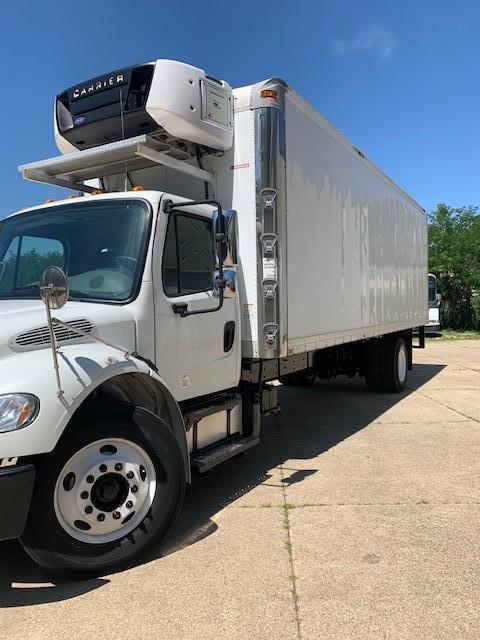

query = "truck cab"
[0,61,250,575]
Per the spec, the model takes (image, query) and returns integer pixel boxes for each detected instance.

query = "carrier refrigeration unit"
[0,59,427,574]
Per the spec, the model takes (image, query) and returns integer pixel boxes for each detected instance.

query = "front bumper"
[425,323,441,334]
[0,463,35,541]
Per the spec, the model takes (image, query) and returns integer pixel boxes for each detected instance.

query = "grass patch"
[436,329,480,341]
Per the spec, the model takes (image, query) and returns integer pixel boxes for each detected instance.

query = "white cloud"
[332,24,398,60]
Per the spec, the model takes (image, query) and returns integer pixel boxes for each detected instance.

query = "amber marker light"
[260,89,278,99]
[16,398,36,428]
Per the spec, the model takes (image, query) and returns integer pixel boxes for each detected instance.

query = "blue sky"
[0,0,478,215]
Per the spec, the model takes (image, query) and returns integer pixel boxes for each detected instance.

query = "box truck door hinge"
[263,323,279,346]
[261,188,277,209]
[262,280,278,299]
[261,233,277,256]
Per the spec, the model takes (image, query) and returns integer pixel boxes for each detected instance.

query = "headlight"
[0,394,39,433]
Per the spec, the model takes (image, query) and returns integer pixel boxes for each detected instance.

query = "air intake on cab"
[55,60,234,154]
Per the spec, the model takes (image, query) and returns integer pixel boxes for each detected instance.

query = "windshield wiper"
[10,282,40,291]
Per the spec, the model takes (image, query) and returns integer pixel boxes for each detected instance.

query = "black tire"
[21,407,185,577]
[382,336,408,393]
[364,341,384,392]
[280,370,316,386]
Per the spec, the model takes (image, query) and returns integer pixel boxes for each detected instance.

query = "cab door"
[152,195,240,401]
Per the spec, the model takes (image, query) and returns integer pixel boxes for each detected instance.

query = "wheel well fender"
[62,371,191,483]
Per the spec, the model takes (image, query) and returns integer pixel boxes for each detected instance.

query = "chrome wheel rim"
[54,438,156,544]
[397,343,407,384]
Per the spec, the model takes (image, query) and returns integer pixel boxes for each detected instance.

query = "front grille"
[10,319,95,351]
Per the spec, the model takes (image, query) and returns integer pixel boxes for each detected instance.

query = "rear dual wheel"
[365,335,408,393]
[384,335,408,393]
[21,410,185,577]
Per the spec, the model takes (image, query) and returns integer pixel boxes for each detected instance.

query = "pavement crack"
[279,462,302,640]
[284,500,480,507]
[221,500,480,509]
[417,390,480,423]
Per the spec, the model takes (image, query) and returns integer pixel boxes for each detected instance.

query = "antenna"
[119,89,128,191]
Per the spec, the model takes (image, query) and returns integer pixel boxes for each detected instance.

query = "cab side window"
[162,213,214,297]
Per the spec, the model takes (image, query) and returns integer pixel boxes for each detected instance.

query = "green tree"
[1,249,64,290]
[428,204,480,329]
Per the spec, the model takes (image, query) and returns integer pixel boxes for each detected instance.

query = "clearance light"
[67,195,78,199]
[90,190,104,195]
[132,186,145,191]
[45,199,57,203]
[260,89,278,99]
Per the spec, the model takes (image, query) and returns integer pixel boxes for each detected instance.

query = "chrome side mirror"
[39,266,69,309]
[39,266,70,398]
[223,269,236,298]
[223,209,238,267]
[213,269,236,298]
[214,209,238,267]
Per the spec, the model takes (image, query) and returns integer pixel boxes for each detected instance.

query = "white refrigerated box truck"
[0,59,427,574]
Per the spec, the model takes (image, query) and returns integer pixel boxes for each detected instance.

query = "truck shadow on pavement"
[0,363,444,606]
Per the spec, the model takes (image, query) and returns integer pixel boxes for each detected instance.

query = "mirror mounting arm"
[172,277,226,318]
[163,198,223,216]
[43,292,64,397]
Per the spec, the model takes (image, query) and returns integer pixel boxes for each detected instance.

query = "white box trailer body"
[214,79,428,359]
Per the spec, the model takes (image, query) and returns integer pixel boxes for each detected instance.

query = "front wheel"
[21,409,185,576]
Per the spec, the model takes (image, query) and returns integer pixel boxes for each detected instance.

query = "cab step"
[191,434,260,473]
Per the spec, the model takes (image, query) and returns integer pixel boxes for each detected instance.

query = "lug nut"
[97,513,105,522]
[126,500,133,509]
[81,491,89,499]
[85,505,93,515]
[99,464,107,473]
[126,471,134,479]
[131,485,138,493]
[112,511,121,519]
[115,463,123,471]
[86,475,94,484]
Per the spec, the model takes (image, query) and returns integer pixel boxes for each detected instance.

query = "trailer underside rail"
[18,135,213,193]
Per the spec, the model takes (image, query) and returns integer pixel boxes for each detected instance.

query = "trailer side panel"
[284,90,427,354]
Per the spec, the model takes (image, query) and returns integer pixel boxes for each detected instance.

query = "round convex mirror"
[40,266,69,309]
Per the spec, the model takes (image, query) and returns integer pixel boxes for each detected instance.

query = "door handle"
[224,321,235,352]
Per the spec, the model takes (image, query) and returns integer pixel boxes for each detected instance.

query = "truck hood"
[0,299,136,360]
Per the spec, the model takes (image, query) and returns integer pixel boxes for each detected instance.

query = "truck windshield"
[0,199,150,303]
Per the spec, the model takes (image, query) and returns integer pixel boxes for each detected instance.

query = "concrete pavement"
[1,339,480,639]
